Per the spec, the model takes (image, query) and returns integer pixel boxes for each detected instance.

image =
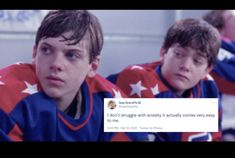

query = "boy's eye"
[174,50,183,58]
[194,59,202,65]
[65,51,80,61]
[194,58,206,65]
[40,46,52,55]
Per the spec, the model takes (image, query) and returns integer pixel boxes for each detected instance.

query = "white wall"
[0,10,209,77]
[91,10,175,77]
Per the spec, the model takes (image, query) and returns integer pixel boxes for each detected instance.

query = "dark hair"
[162,18,220,67]
[35,10,103,63]
[202,10,226,31]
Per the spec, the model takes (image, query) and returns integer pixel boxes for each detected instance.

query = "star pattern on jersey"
[129,80,147,97]
[131,65,144,70]
[206,74,214,81]
[22,81,38,95]
[0,75,5,85]
[112,88,123,98]
[217,48,234,61]
[151,84,159,95]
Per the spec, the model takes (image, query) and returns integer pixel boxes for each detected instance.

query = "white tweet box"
[104,98,218,132]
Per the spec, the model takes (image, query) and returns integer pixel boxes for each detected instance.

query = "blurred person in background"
[203,10,235,141]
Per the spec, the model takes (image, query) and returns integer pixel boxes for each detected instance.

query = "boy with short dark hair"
[0,10,148,141]
[203,10,235,141]
[107,18,222,141]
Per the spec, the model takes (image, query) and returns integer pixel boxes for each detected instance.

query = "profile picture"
[107,100,117,109]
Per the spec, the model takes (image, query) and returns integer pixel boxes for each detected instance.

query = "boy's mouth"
[175,73,189,81]
[46,76,65,85]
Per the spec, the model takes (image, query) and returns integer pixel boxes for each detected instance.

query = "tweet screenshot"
[104,98,218,132]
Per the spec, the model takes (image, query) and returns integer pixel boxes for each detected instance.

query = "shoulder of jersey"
[86,73,126,98]
[0,63,39,114]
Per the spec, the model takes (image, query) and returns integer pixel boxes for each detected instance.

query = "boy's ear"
[202,65,213,79]
[87,56,100,78]
[160,47,166,62]
[207,66,213,73]
[32,45,37,64]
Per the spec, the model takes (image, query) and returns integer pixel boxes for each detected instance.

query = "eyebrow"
[40,42,52,47]
[41,41,85,53]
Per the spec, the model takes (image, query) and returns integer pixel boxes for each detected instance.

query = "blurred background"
[0,10,209,77]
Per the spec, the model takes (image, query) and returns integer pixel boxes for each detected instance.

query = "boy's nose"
[179,57,191,72]
[50,55,63,72]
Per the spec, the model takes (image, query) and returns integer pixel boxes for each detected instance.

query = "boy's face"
[222,10,235,41]
[160,43,212,95]
[33,32,99,101]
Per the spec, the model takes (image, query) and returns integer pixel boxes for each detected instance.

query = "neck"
[176,89,191,98]
[59,89,83,119]
[57,90,80,112]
